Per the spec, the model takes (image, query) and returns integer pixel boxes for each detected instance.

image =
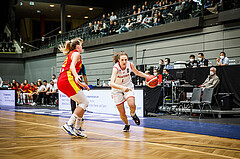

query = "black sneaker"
[132,114,140,126]
[123,125,130,132]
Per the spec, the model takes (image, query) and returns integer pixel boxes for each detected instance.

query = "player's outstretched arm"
[110,67,131,92]
[131,62,149,79]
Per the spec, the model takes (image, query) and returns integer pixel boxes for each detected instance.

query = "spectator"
[200,67,220,89]
[131,11,137,23]
[109,21,114,35]
[52,74,57,84]
[216,51,229,66]
[27,82,37,104]
[88,22,94,35]
[162,69,175,81]
[110,12,117,22]
[144,1,150,10]
[186,54,198,68]
[111,21,120,35]
[137,8,143,23]
[164,58,174,69]
[31,81,45,106]
[107,13,111,22]
[130,5,137,15]
[93,21,100,34]
[159,59,164,74]
[153,69,160,77]
[198,53,208,67]
[102,14,107,22]
[174,0,184,20]
[157,11,165,25]
[182,0,193,19]
[141,5,147,18]
[100,20,108,36]
[153,13,159,26]
[0,76,2,87]
[46,80,58,105]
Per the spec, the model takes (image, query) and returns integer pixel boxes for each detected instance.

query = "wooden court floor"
[0,110,239,159]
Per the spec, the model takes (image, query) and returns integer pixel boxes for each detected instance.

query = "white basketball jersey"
[112,61,134,92]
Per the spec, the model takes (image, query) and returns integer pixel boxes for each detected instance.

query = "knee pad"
[70,91,89,110]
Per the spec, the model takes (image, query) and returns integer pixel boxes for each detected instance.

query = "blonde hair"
[113,51,128,63]
[59,37,83,55]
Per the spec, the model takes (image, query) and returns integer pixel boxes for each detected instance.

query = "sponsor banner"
[0,90,15,106]
[58,89,144,117]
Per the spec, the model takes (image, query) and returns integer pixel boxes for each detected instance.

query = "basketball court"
[0,105,239,159]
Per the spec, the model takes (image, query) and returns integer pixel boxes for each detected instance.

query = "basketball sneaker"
[132,114,140,126]
[74,128,87,138]
[62,123,77,137]
[123,125,130,132]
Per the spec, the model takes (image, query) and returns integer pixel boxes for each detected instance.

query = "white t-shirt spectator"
[110,15,117,21]
[37,85,45,92]
[52,79,57,84]
[43,84,50,91]
[50,84,58,92]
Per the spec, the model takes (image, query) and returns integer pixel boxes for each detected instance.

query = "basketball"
[146,75,158,88]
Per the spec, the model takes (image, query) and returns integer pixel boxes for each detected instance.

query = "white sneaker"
[62,123,77,137]
[74,128,87,138]
[31,102,37,106]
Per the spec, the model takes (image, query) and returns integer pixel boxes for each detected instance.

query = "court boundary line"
[0,115,238,159]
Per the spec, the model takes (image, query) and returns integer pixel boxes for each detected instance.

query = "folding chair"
[199,88,214,119]
[179,88,202,117]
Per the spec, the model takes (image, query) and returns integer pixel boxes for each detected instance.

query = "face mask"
[190,59,194,62]
[162,73,166,76]
[220,56,224,59]
[153,73,157,76]
[164,62,168,65]
[198,58,202,61]
[210,71,214,76]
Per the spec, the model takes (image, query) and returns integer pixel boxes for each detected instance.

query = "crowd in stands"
[8,74,58,106]
[82,0,223,38]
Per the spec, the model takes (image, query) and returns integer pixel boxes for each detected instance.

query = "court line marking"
[0,116,238,159]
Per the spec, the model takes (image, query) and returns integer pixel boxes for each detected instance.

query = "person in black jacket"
[162,69,175,81]
[186,54,198,68]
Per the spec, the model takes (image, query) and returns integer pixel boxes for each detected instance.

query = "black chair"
[179,88,202,117]
[199,88,214,119]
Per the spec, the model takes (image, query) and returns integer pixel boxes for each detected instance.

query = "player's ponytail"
[58,38,83,55]
[113,51,128,63]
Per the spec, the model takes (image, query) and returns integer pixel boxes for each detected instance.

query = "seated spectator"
[31,80,50,106]
[216,51,229,66]
[186,54,198,68]
[100,20,108,36]
[119,19,132,34]
[162,69,175,81]
[198,53,208,67]
[174,0,184,20]
[137,8,143,23]
[200,67,220,89]
[107,13,111,22]
[102,14,107,22]
[157,11,165,25]
[31,81,44,106]
[129,5,137,15]
[52,74,57,84]
[153,13,159,26]
[27,82,37,104]
[110,12,117,22]
[88,22,94,35]
[131,11,137,23]
[93,21,100,34]
[164,58,174,69]
[182,0,193,19]
[141,5,147,18]
[46,80,58,105]
[110,21,120,35]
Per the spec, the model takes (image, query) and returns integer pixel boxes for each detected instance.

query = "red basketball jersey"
[60,50,82,75]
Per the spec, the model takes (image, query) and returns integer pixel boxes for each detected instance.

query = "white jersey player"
[110,51,149,132]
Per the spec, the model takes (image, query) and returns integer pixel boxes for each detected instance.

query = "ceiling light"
[29,1,34,6]
[89,8,93,11]
[50,4,54,8]
[37,10,41,13]
[20,1,23,6]
[84,16,88,19]
[59,31,62,34]
[67,15,71,18]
